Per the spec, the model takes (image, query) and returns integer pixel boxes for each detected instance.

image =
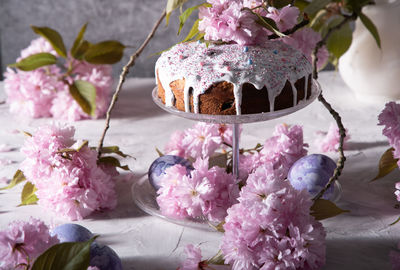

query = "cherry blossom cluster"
[198,0,328,68]
[4,38,113,121]
[0,217,59,269]
[20,123,118,220]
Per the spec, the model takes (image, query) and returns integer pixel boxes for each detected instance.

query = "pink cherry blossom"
[378,102,400,148]
[266,5,299,32]
[221,166,326,270]
[199,0,262,45]
[179,244,205,270]
[0,217,59,268]
[283,28,329,69]
[20,123,117,220]
[164,130,186,157]
[18,37,58,60]
[157,157,238,222]
[182,123,222,159]
[314,122,350,152]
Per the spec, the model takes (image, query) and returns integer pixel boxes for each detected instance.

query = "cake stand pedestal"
[132,80,339,230]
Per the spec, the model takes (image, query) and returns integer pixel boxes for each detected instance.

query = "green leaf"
[207,250,225,265]
[69,80,97,116]
[83,40,125,64]
[100,146,130,158]
[311,199,349,220]
[359,12,381,49]
[71,23,88,58]
[242,8,284,37]
[8,53,57,71]
[31,26,67,58]
[209,153,228,169]
[32,237,95,270]
[304,0,331,17]
[178,3,210,35]
[73,40,90,60]
[166,0,189,25]
[98,156,130,171]
[19,182,38,206]
[294,0,310,11]
[310,9,328,32]
[326,18,353,60]
[58,140,89,154]
[0,170,26,190]
[182,19,200,43]
[371,148,398,181]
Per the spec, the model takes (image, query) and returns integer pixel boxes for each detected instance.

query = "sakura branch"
[312,13,357,201]
[97,10,167,158]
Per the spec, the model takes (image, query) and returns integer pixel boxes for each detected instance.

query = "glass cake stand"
[132,80,340,230]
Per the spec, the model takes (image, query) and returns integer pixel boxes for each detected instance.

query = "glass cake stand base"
[132,175,342,230]
[132,175,216,231]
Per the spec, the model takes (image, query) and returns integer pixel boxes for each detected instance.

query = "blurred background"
[0,0,195,79]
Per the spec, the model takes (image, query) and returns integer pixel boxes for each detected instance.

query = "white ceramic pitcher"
[339,0,400,103]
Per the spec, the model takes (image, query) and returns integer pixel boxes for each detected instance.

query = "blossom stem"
[96,10,167,159]
[311,13,357,201]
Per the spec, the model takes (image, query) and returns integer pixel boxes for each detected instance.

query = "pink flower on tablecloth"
[179,244,205,270]
[199,0,262,45]
[266,5,299,32]
[0,217,59,268]
[314,122,350,152]
[283,28,329,69]
[157,157,238,222]
[50,59,113,121]
[257,123,308,177]
[20,123,117,220]
[19,37,58,60]
[87,267,101,270]
[181,123,222,159]
[4,67,65,118]
[221,165,326,270]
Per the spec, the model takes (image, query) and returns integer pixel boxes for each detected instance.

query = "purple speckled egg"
[148,155,193,190]
[288,154,336,199]
[90,242,122,270]
[51,223,93,243]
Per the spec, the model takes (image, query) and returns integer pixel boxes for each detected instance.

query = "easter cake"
[155,40,312,115]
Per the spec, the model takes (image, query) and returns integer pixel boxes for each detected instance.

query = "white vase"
[338,0,400,103]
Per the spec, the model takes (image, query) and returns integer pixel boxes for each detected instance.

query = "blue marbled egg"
[288,154,336,199]
[51,223,93,243]
[148,155,193,190]
[90,242,122,270]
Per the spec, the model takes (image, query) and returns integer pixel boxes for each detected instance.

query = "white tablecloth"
[0,72,399,270]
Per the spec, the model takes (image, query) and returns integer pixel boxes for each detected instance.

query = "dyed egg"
[148,155,193,190]
[90,242,122,270]
[51,223,93,243]
[288,154,336,199]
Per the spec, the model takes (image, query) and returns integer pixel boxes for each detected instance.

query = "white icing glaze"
[155,41,312,115]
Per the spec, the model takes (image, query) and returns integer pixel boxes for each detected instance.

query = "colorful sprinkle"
[273,50,278,54]
[243,46,249,52]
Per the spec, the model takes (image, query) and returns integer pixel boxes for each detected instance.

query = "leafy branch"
[96,10,167,158]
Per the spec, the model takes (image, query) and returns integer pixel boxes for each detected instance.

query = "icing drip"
[290,81,298,106]
[155,41,312,115]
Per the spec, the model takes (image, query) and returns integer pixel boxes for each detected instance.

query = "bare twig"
[268,15,310,39]
[97,10,167,158]
[312,13,357,201]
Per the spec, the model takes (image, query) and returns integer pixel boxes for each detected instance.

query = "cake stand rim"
[152,79,322,124]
